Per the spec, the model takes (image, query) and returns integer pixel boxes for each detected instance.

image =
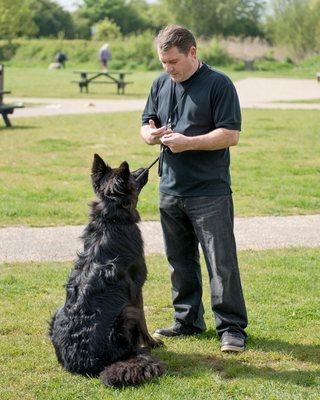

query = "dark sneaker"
[153,324,203,338]
[221,331,245,353]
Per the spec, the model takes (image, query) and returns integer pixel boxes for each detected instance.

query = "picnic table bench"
[72,70,133,94]
[0,65,24,127]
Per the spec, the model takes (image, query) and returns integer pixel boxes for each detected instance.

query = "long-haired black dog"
[49,154,165,387]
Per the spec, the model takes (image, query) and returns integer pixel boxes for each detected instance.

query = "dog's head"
[91,154,148,206]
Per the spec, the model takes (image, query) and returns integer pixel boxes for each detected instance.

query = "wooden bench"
[0,65,24,127]
[72,70,133,94]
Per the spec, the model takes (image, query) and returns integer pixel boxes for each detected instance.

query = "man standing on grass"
[140,25,248,352]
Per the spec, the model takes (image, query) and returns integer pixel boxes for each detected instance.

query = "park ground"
[0,68,319,400]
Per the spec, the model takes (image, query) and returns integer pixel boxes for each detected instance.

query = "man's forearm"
[187,128,239,151]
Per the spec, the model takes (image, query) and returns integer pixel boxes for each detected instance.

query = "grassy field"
[4,67,317,100]
[0,247,319,400]
[0,108,319,226]
[277,99,320,104]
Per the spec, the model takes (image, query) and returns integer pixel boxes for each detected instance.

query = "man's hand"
[161,132,191,153]
[141,120,172,145]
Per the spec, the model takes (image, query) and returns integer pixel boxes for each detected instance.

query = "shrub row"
[0,34,302,72]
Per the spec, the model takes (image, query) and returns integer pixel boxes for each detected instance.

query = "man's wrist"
[186,136,197,151]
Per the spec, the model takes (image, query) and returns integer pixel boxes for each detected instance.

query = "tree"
[266,0,320,57]
[161,0,265,37]
[72,9,92,39]
[0,0,37,42]
[82,0,152,34]
[27,0,75,38]
[93,18,122,40]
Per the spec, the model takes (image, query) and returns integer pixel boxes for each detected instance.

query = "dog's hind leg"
[136,292,164,348]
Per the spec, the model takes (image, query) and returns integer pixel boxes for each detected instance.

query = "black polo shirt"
[141,63,241,196]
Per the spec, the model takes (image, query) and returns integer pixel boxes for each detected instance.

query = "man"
[140,25,248,352]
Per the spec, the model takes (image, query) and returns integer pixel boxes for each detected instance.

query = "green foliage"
[162,0,265,38]
[9,39,98,65]
[0,35,160,70]
[93,18,122,41]
[72,10,92,40]
[82,0,152,35]
[0,43,19,61]
[254,54,294,71]
[111,31,159,70]
[27,0,75,39]
[266,0,320,58]
[0,0,37,42]
[198,38,233,66]
[145,1,175,32]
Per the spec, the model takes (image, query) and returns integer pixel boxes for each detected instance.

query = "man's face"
[158,45,197,83]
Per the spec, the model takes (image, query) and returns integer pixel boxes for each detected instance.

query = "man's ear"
[118,161,130,181]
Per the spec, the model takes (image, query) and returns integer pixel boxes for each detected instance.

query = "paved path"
[7,77,320,119]
[1,215,319,263]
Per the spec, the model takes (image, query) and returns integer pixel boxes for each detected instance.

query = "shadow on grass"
[155,349,319,387]
[249,335,320,364]
[0,125,38,131]
[150,331,320,388]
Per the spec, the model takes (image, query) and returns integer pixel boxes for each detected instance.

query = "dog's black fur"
[49,154,165,387]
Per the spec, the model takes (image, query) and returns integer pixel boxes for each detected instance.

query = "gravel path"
[7,77,320,119]
[1,215,319,263]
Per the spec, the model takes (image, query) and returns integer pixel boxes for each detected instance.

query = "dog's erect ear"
[118,161,130,181]
[92,154,112,178]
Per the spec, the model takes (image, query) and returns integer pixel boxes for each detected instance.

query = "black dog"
[49,154,165,387]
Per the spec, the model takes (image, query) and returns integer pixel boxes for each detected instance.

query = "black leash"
[140,61,202,179]
[135,156,160,181]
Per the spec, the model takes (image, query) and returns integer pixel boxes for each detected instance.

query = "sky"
[54,0,82,11]
[54,0,271,13]
[54,0,158,11]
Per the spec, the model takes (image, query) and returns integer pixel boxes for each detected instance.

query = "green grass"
[5,68,160,99]
[0,248,319,399]
[0,108,319,226]
[4,67,316,100]
[276,99,320,104]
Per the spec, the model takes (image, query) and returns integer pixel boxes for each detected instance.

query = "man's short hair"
[156,25,197,55]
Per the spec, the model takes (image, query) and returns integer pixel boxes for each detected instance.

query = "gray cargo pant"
[159,193,248,337]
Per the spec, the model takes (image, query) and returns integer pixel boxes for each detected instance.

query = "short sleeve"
[212,82,241,131]
[141,84,161,128]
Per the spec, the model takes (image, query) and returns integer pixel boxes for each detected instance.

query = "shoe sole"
[152,332,169,339]
[221,344,245,352]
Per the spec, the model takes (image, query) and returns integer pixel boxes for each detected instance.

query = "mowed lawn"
[0,248,319,400]
[0,108,319,226]
[5,67,314,100]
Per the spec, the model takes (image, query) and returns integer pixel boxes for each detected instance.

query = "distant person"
[99,43,112,72]
[54,51,67,68]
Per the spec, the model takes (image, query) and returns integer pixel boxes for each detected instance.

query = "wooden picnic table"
[72,70,133,94]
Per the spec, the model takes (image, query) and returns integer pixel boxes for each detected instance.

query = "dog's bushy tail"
[100,350,165,387]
